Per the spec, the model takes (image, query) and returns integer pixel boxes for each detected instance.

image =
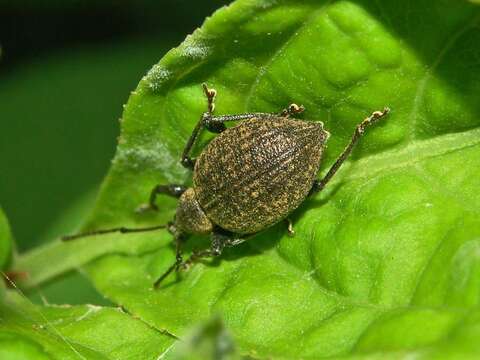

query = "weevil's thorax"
[175,188,213,235]
[193,117,329,234]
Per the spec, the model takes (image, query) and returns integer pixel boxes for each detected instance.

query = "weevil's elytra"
[63,83,390,288]
[194,117,329,234]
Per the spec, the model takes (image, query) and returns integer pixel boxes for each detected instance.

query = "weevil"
[64,84,390,287]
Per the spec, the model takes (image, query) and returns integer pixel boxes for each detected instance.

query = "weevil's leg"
[154,231,248,288]
[182,84,270,168]
[285,218,295,237]
[203,83,216,113]
[224,238,248,248]
[310,107,390,195]
[181,84,217,170]
[154,242,211,289]
[62,224,166,241]
[153,223,185,288]
[280,103,305,117]
[179,232,227,269]
[182,84,306,169]
[182,232,247,263]
[136,184,187,213]
[202,103,305,130]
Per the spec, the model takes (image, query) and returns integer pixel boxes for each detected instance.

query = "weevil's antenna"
[62,224,166,241]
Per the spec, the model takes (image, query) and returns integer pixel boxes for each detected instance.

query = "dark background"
[0,1,230,252]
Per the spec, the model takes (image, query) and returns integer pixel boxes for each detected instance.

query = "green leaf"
[0,290,174,360]
[24,188,111,306]
[14,230,170,289]
[18,0,480,358]
[0,38,176,251]
[0,206,13,270]
[163,317,240,360]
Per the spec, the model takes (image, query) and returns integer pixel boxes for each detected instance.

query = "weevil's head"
[175,187,213,235]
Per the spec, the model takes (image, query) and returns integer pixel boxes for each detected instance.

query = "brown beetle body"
[193,117,329,234]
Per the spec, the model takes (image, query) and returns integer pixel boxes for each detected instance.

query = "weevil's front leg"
[309,107,390,195]
[154,246,216,289]
[222,234,248,248]
[136,184,187,213]
[153,223,185,288]
[153,231,248,288]
[183,232,247,264]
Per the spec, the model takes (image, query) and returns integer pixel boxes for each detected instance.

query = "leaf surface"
[0,207,13,270]
[0,291,174,360]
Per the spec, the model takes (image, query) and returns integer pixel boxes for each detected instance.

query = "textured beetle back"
[194,117,328,234]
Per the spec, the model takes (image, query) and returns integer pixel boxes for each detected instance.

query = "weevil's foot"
[290,103,305,114]
[285,218,295,237]
[371,107,390,120]
[282,103,305,117]
[135,203,158,214]
[202,83,217,99]
[177,260,193,272]
[287,228,295,237]
[202,83,217,113]
[358,107,391,134]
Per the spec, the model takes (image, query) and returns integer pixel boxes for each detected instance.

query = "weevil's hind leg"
[136,184,187,213]
[309,107,390,196]
[153,230,248,288]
